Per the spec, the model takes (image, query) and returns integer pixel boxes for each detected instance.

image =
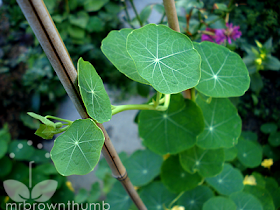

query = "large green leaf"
[101,28,149,84]
[194,42,250,97]
[127,24,201,94]
[205,163,244,196]
[180,146,224,178]
[196,97,242,149]
[139,94,204,155]
[177,185,214,210]
[124,149,163,187]
[244,185,275,210]
[202,196,237,210]
[236,137,262,168]
[161,156,202,193]
[51,119,105,176]
[230,192,263,210]
[78,58,112,123]
[139,182,177,210]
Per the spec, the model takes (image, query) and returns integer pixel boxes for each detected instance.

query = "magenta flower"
[202,23,242,44]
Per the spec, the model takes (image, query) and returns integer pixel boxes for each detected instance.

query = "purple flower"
[202,23,242,44]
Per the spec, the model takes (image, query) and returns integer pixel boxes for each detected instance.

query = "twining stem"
[45,115,73,124]
[112,94,170,115]
[129,0,143,27]
[191,88,196,102]
[168,191,185,209]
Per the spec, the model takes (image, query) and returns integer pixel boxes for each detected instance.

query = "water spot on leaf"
[18,143,23,149]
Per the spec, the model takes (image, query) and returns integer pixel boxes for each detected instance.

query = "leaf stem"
[154,92,163,107]
[168,191,185,209]
[129,0,143,27]
[112,94,170,115]
[45,115,73,124]
[191,88,196,102]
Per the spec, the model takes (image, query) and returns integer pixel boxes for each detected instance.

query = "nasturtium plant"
[27,9,256,208]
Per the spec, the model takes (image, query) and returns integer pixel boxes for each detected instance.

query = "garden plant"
[4,0,279,209]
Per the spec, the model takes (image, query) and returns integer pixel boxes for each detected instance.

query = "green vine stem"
[112,94,170,115]
[123,0,135,29]
[129,0,143,27]
[45,115,73,124]
[168,191,185,209]
[191,88,196,102]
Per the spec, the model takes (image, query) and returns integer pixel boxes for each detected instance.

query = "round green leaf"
[124,149,163,187]
[51,119,105,176]
[224,146,238,161]
[180,146,224,178]
[106,181,132,210]
[252,172,265,188]
[244,185,275,210]
[84,0,109,12]
[127,24,201,94]
[196,97,241,149]
[260,123,277,134]
[194,41,250,97]
[161,156,202,193]
[29,149,51,163]
[34,163,57,175]
[268,132,280,147]
[263,144,280,161]
[236,137,262,168]
[0,156,12,177]
[203,196,237,210]
[139,94,204,155]
[177,185,214,210]
[206,163,244,196]
[230,192,263,210]
[78,58,112,123]
[8,140,35,161]
[241,131,258,142]
[101,28,149,84]
[139,182,177,210]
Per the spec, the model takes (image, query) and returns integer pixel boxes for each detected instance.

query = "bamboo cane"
[16,0,147,209]
[163,0,192,99]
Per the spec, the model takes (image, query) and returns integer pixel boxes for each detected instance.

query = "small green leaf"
[34,163,57,175]
[261,123,277,134]
[106,181,132,210]
[27,112,55,128]
[86,17,104,33]
[75,188,88,203]
[87,182,101,203]
[139,182,177,210]
[84,0,109,12]
[177,185,214,210]
[124,149,163,187]
[8,140,35,161]
[139,5,152,24]
[224,146,238,161]
[194,41,250,97]
[127,24,201,94]
[30,149,51,163]
[51,119,105,176]
[35,124,56,139]
[250,72,264,93]
[78,58,112,123]
[268,132,280,147]
[0,140,8,159]
[230,192,263,210]
[139,94,204,155]
[196,97,242,149]
[101,28,149,84]
[206,163,244,196]
[203,196,237,210]
[180,146,224,178]
[69,11,89,29]
[263,144,280,161]
[236,137,262,168]
[244,185,275,210]
[161,156,202,193]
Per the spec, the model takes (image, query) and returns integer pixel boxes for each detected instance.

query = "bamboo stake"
[163,0,192,99]
[16,0,146,209]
